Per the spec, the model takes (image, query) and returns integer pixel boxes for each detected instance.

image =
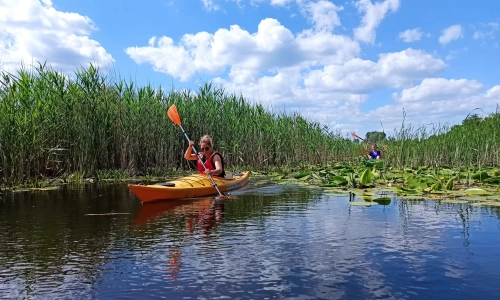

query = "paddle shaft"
[352,133,364,141]
[178,124,224,196]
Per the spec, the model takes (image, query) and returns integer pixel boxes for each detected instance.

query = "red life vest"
[197,151,226,178]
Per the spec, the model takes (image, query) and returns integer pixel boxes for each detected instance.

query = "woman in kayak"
[184,135,226,178]
[366,142,383,160]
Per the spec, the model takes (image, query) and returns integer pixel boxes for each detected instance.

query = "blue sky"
[1,0,499,137]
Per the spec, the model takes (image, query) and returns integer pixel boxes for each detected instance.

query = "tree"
[365,131,386,143]
[462,113,483,126]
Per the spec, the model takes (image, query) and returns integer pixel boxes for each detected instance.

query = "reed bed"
[1,63,498,186]
[383,109,500,170]
[0,63,355,186]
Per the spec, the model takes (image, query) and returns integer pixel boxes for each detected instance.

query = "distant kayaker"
[366,142,383,160]
[184,135,226,178]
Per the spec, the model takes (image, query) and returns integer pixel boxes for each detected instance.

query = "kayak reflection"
[132,197,228,229]
[132,197,231,281]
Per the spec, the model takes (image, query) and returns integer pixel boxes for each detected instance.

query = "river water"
[1,180,500,299]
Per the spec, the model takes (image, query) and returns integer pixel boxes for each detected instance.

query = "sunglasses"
[200,146,211,151]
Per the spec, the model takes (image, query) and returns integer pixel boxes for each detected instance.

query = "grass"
[1,62,499,188]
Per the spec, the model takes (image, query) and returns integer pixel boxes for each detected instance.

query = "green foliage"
[2,62,500,187]
[0,62,360,186]
[365,131,386,143]
[359,169,374,186]
[462,113,483,126]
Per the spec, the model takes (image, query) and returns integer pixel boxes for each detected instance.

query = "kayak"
[128,171,251,203]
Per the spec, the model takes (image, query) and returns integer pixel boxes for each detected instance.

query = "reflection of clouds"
[133,193,472,298]
[0,277,25,299]
[443,258,466,279]
[79,187,499,298]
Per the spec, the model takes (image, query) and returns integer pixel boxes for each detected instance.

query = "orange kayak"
[128,171,251,203]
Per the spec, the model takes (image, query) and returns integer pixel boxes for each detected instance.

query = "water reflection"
[1,183,500,299]
[132,197,230,282]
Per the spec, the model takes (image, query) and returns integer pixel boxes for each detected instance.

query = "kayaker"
[366,142,383,160]
[184,135,226,178]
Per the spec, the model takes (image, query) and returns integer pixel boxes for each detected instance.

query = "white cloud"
[473,22,500,40]
[126,18,360,82]
[362,78,498,132]
[395,78,483,102]
[439,24,463,44]
[399,28,424,42]
[486,85,500,99]
[201,0,220,11]
[304,48,446,94]
[270,0,295,5]
[302,0,343,32]
[127,2,499,136]
[354,0,400,44]
[0,0,113,72]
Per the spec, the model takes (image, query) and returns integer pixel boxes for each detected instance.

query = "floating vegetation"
[350,201,379,206]
[266,159,500,207]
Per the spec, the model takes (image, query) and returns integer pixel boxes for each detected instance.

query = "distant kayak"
[128,171,251,203]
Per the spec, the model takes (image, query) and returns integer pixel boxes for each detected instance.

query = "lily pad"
[457,197,488,202]
[397,186,421,194]
[361,194,373,201]
[398,195,425,200]
[34,186,60,191]
[373,197,391,205]
[331,176,348,186]
[323,190,350,196]
[472,171,490,181]
[471,202,500,207]
[350,201,379,206]
[440,199,469,204]
[320,183,338,187]
[464,188,492,196]
[360,169,374,186]
[430,190,445,194]
[483,177,500,184]
[294,172,311,179]
[298,175,311,181]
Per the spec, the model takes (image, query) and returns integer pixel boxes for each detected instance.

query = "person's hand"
[204,169,212,175]
[188,141,195,147]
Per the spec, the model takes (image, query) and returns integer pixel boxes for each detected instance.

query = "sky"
[1,0,499,137]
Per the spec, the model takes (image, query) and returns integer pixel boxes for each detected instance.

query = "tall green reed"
[382,107,500,170]
[2,62,498,186]
[0,63,353,185]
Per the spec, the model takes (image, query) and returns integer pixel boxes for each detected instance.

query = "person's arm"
[366,142,371,159]
[205,155,223,175]
[184,141,199,161]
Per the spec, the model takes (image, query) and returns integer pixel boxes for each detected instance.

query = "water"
[1,181,500,299]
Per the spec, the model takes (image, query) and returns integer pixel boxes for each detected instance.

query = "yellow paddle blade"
[167,104,181,126]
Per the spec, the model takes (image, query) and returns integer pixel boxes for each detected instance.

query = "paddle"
[352,132,387,150]
[351,132,364,141]
[167,104,225,197]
